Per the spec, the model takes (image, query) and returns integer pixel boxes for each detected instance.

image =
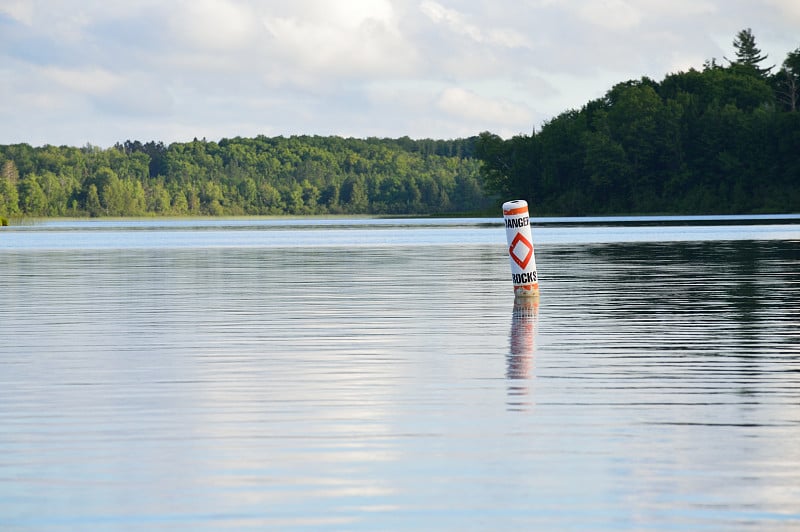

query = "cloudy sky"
[1,0,798,147]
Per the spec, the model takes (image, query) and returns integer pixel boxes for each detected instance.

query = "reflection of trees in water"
[580,240,798,324]
[546,240,800,384]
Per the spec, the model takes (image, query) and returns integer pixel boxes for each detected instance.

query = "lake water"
[1,216,799,530]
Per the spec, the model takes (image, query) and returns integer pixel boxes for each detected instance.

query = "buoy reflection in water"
[507,296,539,410]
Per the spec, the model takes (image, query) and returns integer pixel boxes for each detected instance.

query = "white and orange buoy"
[502,200,539,299]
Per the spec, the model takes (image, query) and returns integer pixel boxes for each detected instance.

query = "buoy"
[502,200,539,299]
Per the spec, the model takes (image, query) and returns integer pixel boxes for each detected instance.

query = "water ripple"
[1,226,799,530]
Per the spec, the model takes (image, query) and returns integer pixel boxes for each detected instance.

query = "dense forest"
[0,136,485,218]
[477,29,800,215]
[1,29,798,221]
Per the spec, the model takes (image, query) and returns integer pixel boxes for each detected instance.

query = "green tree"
[536,110,590,213]
[2,159,19,185]
[341,177,368,213]
[171,191,189,214]
[282,183,304,214]
[475,132,525,198]
[453,171,486,211]
[258,182,284,214]
[775,47,800,111]
[729,28,773,77]
[238,178,258,210]
[18,173,47,215]
[474,132,505,194]
[604,80,669,210]
[86,184,102,217]
[148,183,172,213]
[300,179,321,212]
[0,160,20,215]
[102,174,146,216]
[200,180,225,215]
[319,182,341,213]
[583,130,631,211]
[37,171,68,216]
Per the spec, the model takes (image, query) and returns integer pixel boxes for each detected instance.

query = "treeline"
[477,30,800,215]
[0,136,487,218]
[3,29,798,220]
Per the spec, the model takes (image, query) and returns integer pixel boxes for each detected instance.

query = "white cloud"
[636,0,717,17]
[1,0,799,146]
[420,1,531,48]
[576,0,642,30]
[0,0,34,25]
[512,73,560,100]
[485,28,532,48]
[37,66,172,118]
[262,0,418,86]
[306,0,395,30]
[42,66,123,95]
[438,87,533,127]
[168,0,258,51]
[767,0,800,22]
[421,1,483,41]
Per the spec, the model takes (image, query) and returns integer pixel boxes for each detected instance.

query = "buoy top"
[502,199,528,216]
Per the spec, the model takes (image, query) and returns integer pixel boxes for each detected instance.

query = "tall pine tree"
[729,28,774,77]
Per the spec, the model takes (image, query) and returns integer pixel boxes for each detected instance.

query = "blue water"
[1,216,799,530]
[2,214,799,250]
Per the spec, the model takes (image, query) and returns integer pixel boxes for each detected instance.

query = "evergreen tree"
[729,28,773,77]
[0,160,20,215]
[775,47,800,111]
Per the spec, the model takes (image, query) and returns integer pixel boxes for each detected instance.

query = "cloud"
[437,87,533,128]
[1,0,799,146]
[0,1,34,25]
[168,0,258,51]
[34,65,173,119]
[767,0,800,23]
[613,0,717,18]
[420,1,483,42]
[42,66,122,95]
[262,0,418,86]
[420,1,531,48]
[575,0,642,30]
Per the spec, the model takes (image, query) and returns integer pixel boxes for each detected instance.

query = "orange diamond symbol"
[509,233,533,269]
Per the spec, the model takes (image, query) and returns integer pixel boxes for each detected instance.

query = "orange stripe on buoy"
[503,206,529,216]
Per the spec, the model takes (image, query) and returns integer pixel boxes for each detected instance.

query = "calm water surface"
[1,216,799,530]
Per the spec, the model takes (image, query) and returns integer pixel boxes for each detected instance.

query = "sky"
[1,0,798,148]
